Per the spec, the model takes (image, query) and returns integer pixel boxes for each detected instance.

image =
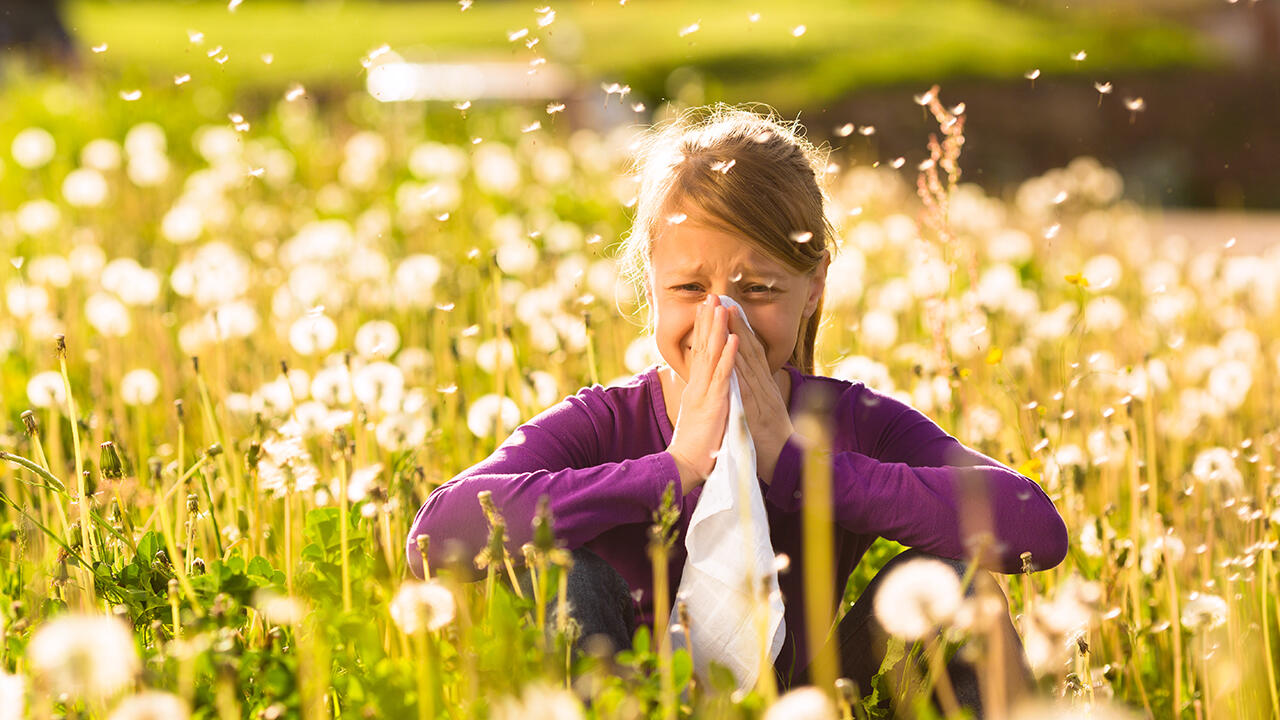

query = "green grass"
[67,0,1214,111]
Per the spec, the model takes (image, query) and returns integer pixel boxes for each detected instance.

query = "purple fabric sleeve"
[764,383,1068,574]
[405,389,683,579]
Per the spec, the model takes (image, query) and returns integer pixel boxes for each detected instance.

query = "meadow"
[0,37,1277,720]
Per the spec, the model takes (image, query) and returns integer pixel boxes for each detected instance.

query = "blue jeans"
[518,547,1034,718]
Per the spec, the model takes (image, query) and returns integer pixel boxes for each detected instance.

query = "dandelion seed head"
[467,394,520,438]
[763,686,836,720]
[873,558,963,640]
[390,580,456,634]
[1181,593,1227,631]
[107,691,189,720]
[27,613,139,700]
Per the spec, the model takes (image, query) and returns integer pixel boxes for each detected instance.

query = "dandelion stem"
[1261,540,1280,720]
[338,447,353,614]
[799,408,839,695]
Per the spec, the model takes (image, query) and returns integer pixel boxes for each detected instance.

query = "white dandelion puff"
[467,394,521,438]
[107,691,190,720]
[872,558,963,640]
[27,613,139,700]
[1180,593,1227,631]
[120,369,161,406]
[390,580,456,634]
[763,686,836,720]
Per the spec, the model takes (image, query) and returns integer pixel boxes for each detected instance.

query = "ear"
[803,250,831,317]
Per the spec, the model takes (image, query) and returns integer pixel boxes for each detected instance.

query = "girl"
[406,106,1069,710]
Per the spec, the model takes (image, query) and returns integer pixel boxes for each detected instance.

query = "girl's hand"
[726,305,796,484]
[666,295,739,495]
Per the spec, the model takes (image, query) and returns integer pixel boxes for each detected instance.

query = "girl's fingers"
[727,306,767,366]
[713,333,739,384]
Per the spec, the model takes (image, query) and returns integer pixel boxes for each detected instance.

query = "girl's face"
[647,211,828,383]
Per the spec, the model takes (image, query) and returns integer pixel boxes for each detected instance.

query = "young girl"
[406,106,1068,709]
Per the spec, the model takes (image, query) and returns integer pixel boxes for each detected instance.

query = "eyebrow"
[666,264,787,282]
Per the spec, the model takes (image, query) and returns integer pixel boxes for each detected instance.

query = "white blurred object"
[367,61,573,103]
[671,295,785,692]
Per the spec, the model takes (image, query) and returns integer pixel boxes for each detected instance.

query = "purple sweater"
[406,364,1068,679]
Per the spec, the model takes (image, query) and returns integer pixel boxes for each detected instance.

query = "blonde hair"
[618,104,836,374]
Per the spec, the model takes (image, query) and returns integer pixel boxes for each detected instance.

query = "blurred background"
[3,0,1277,217]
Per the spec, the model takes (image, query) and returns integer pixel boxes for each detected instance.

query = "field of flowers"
[0,66,1278,719]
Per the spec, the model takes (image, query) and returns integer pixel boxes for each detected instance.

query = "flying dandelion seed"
[890,157,905,169]
[459,0,472,9]
[215,54,229,64]
[791,25,807,37]
[507,28,529,42]
[261,53,274,64]
[174,74,191,85]
[601,82,631,103]
[666,213,687,225]
[918,158,935,171]
[1024,69,1041,81]
[522,122,541,133]
[206,46,222,58]
[285,84,306,101]
[91,43,108,53]
[187,29,204,43]
[228,0,244,10]
[525,37,539,50]
[748,12,760,22]
[1124,97,1145,123]
[835,123,854,137]
[1224,236,1236,248]
[229,113,250,132]
[679,21,701,38]
[1095,81,1112,96]
[790,231,813,243]
[247,167,264,178]
[1053,191,1069,204]
[1071,50,1087,62]
[913,89,936,105]
[546,102,565,114]
[120,89,142,101]
[858,125,876,136]
[453,100,472,112]
[536,8,556,27]
[631,102,645,112]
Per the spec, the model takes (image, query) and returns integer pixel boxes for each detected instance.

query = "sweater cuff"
[652,451,684,507]
[764,436,804,512]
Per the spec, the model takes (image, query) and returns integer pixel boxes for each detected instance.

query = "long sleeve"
[405,389,683,579]
[764,383,1068,574]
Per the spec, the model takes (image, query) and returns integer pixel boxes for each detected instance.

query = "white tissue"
[670,295,786,692]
